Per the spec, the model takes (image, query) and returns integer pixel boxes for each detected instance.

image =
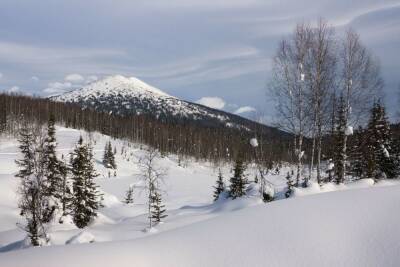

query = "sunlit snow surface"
[0,126,399,267]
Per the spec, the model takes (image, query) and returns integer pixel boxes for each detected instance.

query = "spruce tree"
[15,125,49,246]
[366,101,399,179]
[333,96,346,184]
[213,169,225,201]
[70,136,102,228]
[348,127,367,179]
[150,186,167,223]
[285,172,294,198]
[41,115,63,221]
[228,156,248,199]
[103,141,117,169]
[124,186,134,204]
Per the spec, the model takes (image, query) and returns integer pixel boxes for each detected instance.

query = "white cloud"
[43,81,73,95]
[65,73,84,83]
[31,76,39,82]
[234,106,256,114]
[7,86,20,93]
[0,72,3,79]
[85,75,98,84]
[196,97,226,109]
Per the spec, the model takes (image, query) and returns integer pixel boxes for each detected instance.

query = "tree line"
[0,93,291,166]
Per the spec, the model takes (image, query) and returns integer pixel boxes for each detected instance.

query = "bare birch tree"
[335,28,384,182]
[138,147,167,229]
[269,23,312,186]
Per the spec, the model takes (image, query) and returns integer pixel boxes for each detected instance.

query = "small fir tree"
[213,169,225,201]
[150,185,167,223]
[103,141,117,169]
[228,156,248,199]
[125,186,134,204]
[285,172,294,198]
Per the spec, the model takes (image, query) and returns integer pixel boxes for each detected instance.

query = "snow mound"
[2,185,400,266]
[66,231,95,245]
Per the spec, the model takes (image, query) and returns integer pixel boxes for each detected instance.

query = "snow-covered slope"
[1,127,399,266]
[50,75,280,132]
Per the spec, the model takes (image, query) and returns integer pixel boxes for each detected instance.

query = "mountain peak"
[84,75,172,98]
[50,75,282,135]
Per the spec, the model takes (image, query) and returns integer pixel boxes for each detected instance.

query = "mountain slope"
[50,75,285,136]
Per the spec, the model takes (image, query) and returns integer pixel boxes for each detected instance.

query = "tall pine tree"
[70,136,102,228]
[366,101,399,179]
[333,96,346,184]
[15,125,50,246]
[42,115,63,221]
[348,127,367,179]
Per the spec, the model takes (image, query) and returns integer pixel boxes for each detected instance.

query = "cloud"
[7,86,20,93]
[0,72,3,79]
[65,73,84,83]
[85,75,98,84]
[43,81,73,95]
[234,106,256,114]
[196,96,226,109]
[31,76,39,82]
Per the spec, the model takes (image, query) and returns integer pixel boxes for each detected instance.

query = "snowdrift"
[1,185,400,267]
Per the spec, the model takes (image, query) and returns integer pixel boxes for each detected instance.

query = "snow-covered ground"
[0,127,399,266]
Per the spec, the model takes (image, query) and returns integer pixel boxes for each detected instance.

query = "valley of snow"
[0,126,400,267]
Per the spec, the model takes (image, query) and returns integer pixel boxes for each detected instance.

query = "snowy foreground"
[1,127,399,267]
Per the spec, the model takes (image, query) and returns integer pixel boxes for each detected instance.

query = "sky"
[0,0,399,122]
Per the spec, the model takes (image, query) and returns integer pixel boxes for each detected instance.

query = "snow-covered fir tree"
[150,183,167,223]
[348,127,367,179]
[103,141,117,169]
[70,136,103,228]
[333,96,346,184]
[228,156,248,199]
[366,101,399,179]
[15,125,50,246]
[285,172,294,198]
[124,186,134,204]
[41,115,63,221]
[213,169,225,201]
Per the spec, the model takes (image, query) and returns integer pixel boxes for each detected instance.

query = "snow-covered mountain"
[50,75,277,133]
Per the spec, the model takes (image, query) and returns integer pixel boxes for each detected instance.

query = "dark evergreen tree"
[348,127,366,179]
[228,156,248,199]
[150,186,167,223]
[333,96,346,184]
[366,101,399,179]
[285,172,294,198]
[15,125,49,246]
[15,125,36,216]
[103,141,116,169]
[213,169,225,201]
[124,186,134,204]
[70,136,102,228]
[41,115,63,221]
